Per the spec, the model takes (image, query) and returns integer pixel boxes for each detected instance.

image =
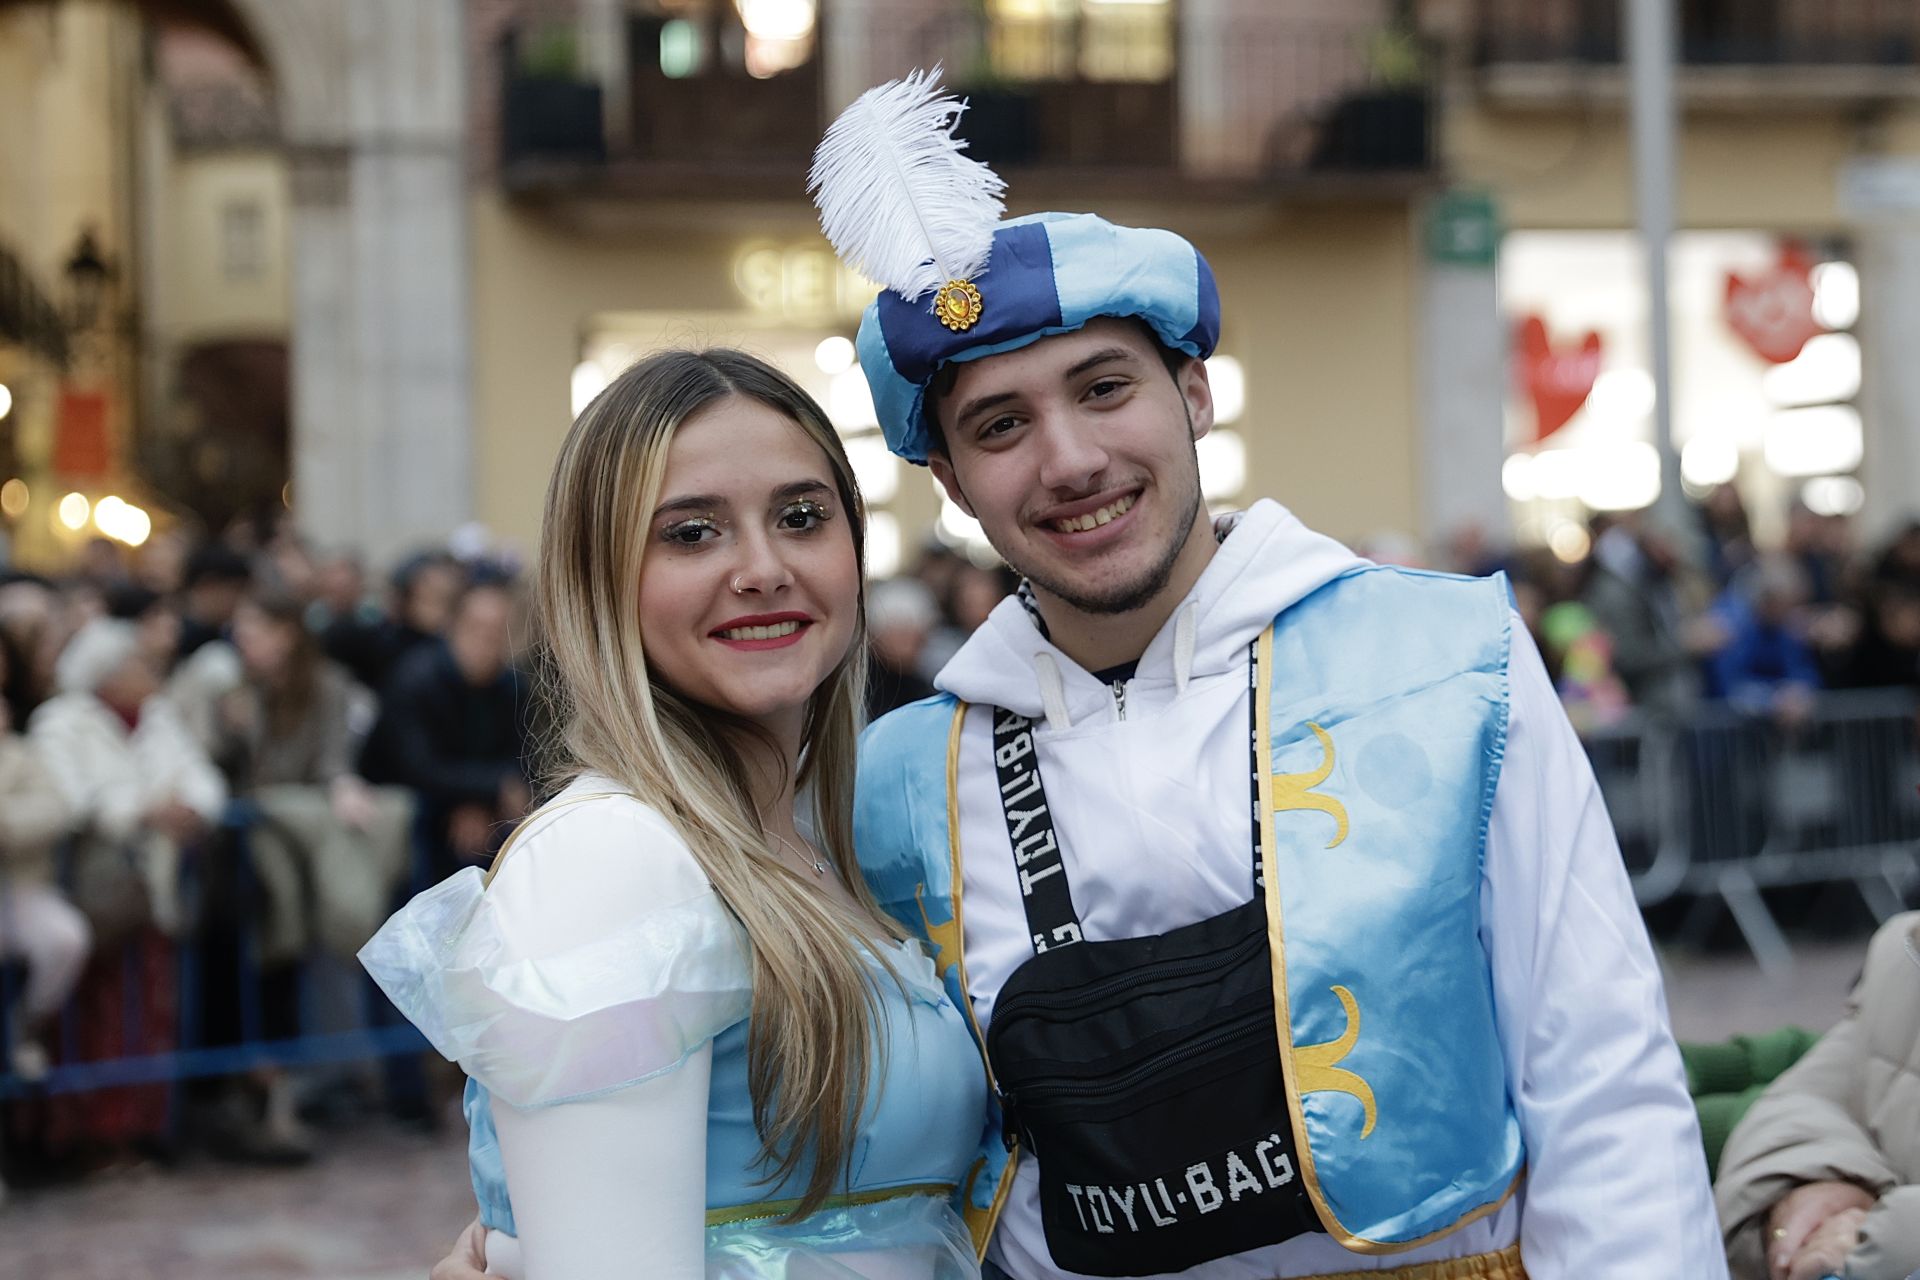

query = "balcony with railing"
[496,3,1438,201]
[1470,0,1920,104]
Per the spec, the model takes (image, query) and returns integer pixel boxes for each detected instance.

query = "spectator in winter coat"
[360,580,533,881]
[329,551,464,698]
[28,619,227,940]
[176,545,252,662]
[217,592,412,960]
[0,642,86,1080]
[1716,912,1920,1280]
[1583,519,1725,718]
[864,578,939,722]
[1707,557,1822,724]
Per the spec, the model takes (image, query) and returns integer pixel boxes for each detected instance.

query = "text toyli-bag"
[983,645,1317,1276]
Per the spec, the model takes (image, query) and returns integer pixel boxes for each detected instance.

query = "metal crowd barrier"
[1585,688,1920,974]
[0,802,431,1109]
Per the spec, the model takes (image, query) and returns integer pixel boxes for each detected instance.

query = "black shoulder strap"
[1247,639,1265,892]
[989,707,1083,953]
[989,642,1266,957]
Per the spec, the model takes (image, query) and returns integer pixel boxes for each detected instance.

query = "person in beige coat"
[211,592,413,962]
[1716,911,1920,1280]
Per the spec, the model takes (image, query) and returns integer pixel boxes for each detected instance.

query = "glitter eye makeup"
[779,499,833,531]
[660,514,720,546]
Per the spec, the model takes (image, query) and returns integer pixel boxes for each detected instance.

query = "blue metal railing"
[0,802,431,1104]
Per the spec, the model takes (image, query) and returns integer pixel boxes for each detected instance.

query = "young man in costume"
[829,73,1725,1280]
[430,74,1725,1280]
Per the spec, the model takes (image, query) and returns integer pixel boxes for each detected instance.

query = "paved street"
[2,1120,475,1280]
[0,936,1876,1279]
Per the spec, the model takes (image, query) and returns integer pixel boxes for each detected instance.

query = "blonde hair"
[527,348,899,1216]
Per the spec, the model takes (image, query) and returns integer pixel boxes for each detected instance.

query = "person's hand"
[148,798,209,844]
[1772,683,1817,731]
[1767,1180,1874,1280]
[1784,1205,1868,1280]
[1684,613,1733,657]
[217,688,256,737]
[329,774,378,831]
[1806,605,1862,653]
[429,1217,497,1280]
[447,804,494,860]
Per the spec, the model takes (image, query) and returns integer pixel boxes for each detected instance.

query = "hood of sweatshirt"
[934,499,1367,729]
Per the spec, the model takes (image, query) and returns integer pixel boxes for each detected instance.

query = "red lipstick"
[710,611,813,652]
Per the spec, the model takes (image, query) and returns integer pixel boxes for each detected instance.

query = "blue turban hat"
[809,71,1219,465]
[856,211,1220,464]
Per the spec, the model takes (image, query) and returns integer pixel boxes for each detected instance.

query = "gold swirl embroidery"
[1295,984,1377,1138]
[1272,722,1349,849]
[916,883,964,982]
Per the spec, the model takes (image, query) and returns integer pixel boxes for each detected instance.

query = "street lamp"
[63,227,114,333]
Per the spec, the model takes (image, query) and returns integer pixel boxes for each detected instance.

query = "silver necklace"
[770,830,828,877]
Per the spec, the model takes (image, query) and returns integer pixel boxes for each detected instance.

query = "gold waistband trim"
[704,1181,957,1228]
[1301,1243,1526,1280]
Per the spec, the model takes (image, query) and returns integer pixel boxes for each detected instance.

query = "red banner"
[53,389,111,480]
[1725,243,1822,364]
[1515,314,1602,444]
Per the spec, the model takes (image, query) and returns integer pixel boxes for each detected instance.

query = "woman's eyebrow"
[770,480,834,503]
[652,494,726,519]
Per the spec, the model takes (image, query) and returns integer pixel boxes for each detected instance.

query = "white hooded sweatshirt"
[935,500,1725,1279]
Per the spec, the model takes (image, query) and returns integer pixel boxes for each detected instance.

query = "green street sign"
[1426,189,1501,267]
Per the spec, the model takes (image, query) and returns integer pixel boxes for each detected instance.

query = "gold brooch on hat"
[934,280,984,332]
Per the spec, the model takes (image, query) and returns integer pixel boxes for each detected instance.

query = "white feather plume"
[809,67,1006,304]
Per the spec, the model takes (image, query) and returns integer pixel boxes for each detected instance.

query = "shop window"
[986,0,1175,84]
[1498,230,1862,548]
[640,0,816,80]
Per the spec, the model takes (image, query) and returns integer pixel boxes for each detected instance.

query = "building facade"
[465,0,1434,572]
[6,0,1918,574]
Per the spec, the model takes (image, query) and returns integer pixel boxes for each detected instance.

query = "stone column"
[1842,158,1920,545]
[1416,195,1510,552]
[1853,224,1920,544]
[287,147,359,547]
[281,0,473,568]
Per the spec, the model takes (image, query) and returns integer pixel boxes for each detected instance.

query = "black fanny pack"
[980,664,1317,1278]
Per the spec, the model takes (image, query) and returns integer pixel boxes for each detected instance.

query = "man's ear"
[927,453,976,517]
[1179,355,1214,442]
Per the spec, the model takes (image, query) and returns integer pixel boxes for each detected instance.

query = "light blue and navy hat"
[810,70,1219,464]
[856,212,1220,464]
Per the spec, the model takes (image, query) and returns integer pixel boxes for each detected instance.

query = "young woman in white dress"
[363,349,985,1279]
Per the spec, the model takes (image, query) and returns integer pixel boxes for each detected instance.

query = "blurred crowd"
[866,488,1920,741]
[0,511,538,1184]
[1425,488,1920,735]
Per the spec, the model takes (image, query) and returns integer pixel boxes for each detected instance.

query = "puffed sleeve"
[359,794,752,1109]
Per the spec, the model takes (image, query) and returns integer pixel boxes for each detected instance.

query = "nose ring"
[730,575,749,595]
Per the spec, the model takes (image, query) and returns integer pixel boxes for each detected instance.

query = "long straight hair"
[240,592,321,739]
[527,348,899,1215]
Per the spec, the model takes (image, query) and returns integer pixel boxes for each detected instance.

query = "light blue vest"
[854,566,1527,1256]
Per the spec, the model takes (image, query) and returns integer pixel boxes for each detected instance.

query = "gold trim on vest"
[704,1181,957,1227]
[946,700,1022,1258]
[1255,625,1522,1252]
[1300,1242,1526,1280]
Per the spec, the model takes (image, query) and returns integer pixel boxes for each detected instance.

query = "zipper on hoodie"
[1111,679,1127,721]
